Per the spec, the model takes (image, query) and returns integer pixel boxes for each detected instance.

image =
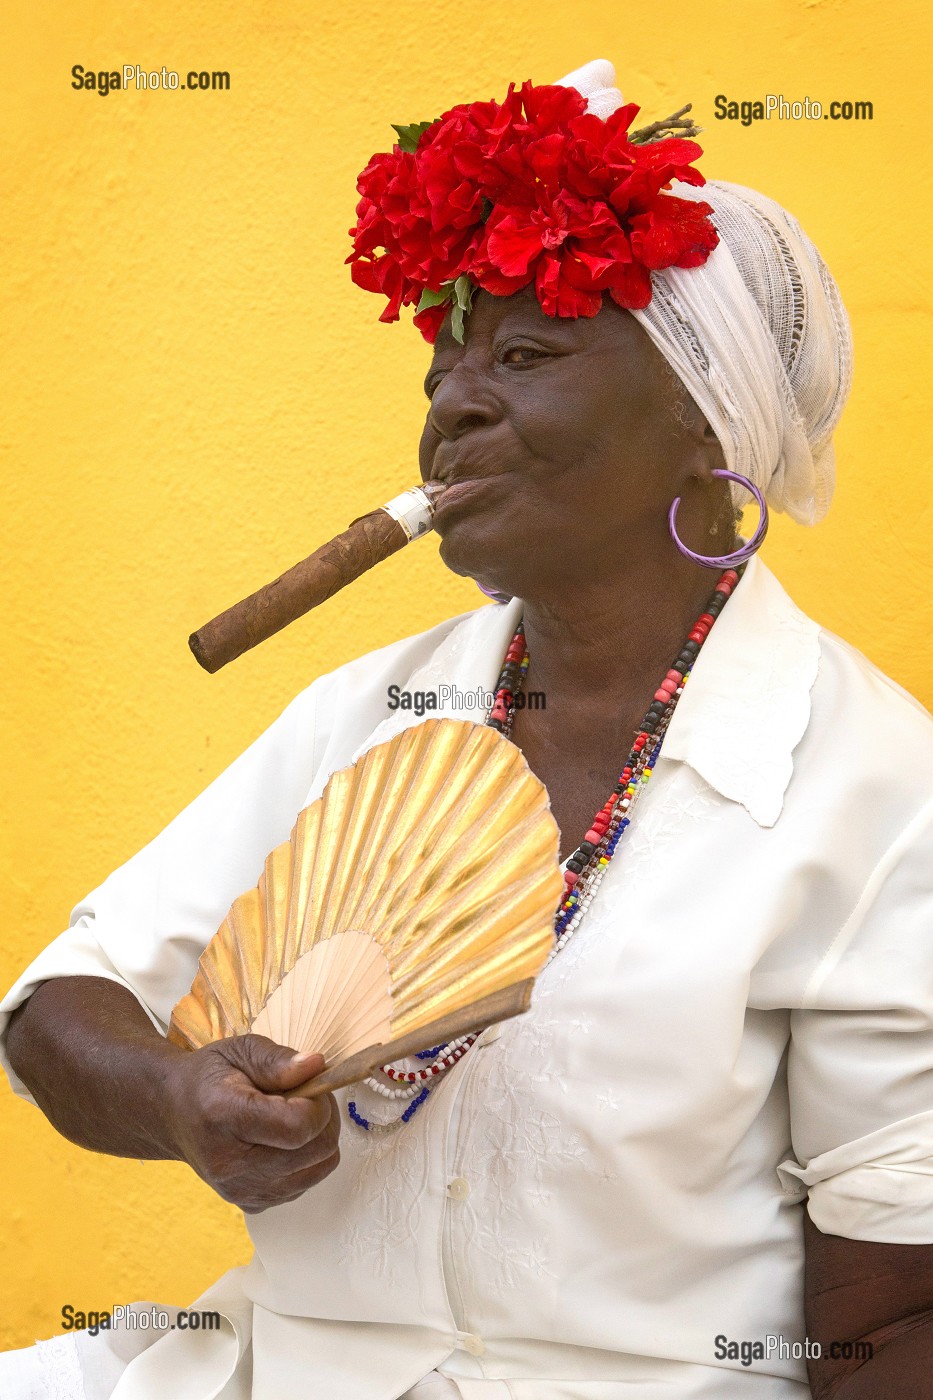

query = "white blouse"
[2,552,932,1400]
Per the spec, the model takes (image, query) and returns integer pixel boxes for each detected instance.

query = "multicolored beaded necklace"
[348,565,743,1131]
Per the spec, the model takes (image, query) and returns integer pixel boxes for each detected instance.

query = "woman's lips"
[430,476,506,526]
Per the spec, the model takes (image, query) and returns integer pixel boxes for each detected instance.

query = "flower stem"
[630,103,702,145]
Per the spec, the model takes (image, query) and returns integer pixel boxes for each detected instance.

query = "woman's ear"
[691,416,727,482]
[682,417,735,542]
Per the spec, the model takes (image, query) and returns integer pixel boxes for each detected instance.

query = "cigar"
[189,484,442,673]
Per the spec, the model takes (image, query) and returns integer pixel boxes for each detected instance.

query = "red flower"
[411,301,449,343]
[473,192,631,317]
[629,195,718,270]
[347,81,719,338]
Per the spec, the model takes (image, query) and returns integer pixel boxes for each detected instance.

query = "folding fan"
[168,718,563,1096]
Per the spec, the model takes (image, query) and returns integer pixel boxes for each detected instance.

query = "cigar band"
[381,487,435,541]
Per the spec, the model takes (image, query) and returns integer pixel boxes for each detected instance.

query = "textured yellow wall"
[1,0,928,1350]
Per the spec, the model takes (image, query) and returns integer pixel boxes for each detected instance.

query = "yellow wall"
[1,0,928,1349]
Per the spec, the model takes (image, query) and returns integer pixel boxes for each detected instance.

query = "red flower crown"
[347,80,719,343]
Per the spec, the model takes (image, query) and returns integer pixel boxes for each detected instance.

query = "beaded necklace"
[348,566,742,1131]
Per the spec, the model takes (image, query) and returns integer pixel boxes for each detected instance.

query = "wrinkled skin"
[419,286,735,860]
[164,1034,340,1213]
[419,284,734,605]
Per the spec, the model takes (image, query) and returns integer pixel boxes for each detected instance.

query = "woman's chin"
[436,529,512,593]
[435,505,563,599]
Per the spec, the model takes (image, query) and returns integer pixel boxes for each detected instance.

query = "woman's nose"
[427,364,503,441]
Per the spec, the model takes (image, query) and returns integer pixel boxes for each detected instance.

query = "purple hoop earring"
[668,468,769,568]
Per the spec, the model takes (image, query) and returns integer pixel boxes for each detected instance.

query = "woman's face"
[418,285,724,601]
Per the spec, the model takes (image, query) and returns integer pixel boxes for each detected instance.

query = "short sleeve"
[0,608,470,1106]
[778,795,933,1242]
[0,679,327,1103]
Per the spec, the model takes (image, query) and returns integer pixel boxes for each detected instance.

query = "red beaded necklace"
[348,566,742,1131]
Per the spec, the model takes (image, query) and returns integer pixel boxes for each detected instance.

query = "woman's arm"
[5,975,340,1213]
[804,1212,933,1399]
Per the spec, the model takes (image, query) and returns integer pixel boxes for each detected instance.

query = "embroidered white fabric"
[0,1337,461,1400]
[557,60,854,526]
[0,1333,87,1400]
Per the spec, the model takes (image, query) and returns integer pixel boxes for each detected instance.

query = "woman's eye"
[502,346,545,364]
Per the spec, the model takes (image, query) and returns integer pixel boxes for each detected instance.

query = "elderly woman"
[1,59,931,1400]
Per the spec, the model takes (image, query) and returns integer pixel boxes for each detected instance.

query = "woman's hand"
[163,1035,340,1213]
[5,977,341,1213]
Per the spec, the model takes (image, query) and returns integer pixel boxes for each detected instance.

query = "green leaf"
[452,274,474,313]
[391,120,437,153]
[417,286,453,312]
[417,276,474,340]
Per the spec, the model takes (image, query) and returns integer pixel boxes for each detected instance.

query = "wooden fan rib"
[252,933,392,1063]
[298,935,386,1054]
[287,978,536,1100]
[289,937,335,1049]
[314,968,393,1061]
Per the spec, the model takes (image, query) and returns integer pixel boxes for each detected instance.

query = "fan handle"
[285,977,535,1101]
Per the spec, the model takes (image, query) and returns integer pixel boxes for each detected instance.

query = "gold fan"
[168,718,563,1097]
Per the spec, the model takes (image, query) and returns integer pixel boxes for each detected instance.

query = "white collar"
[354,552,820,830]
[658,552,820,828]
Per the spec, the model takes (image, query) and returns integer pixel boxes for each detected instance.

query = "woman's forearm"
[821,1312,933,1399]
[5,974,341,1212]
[5,976,187,1160]
[805,1214,933,1400]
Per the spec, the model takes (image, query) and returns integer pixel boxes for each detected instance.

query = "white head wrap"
[557,60,854,525]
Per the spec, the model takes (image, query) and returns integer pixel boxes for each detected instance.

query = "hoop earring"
[668,468,769,568]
